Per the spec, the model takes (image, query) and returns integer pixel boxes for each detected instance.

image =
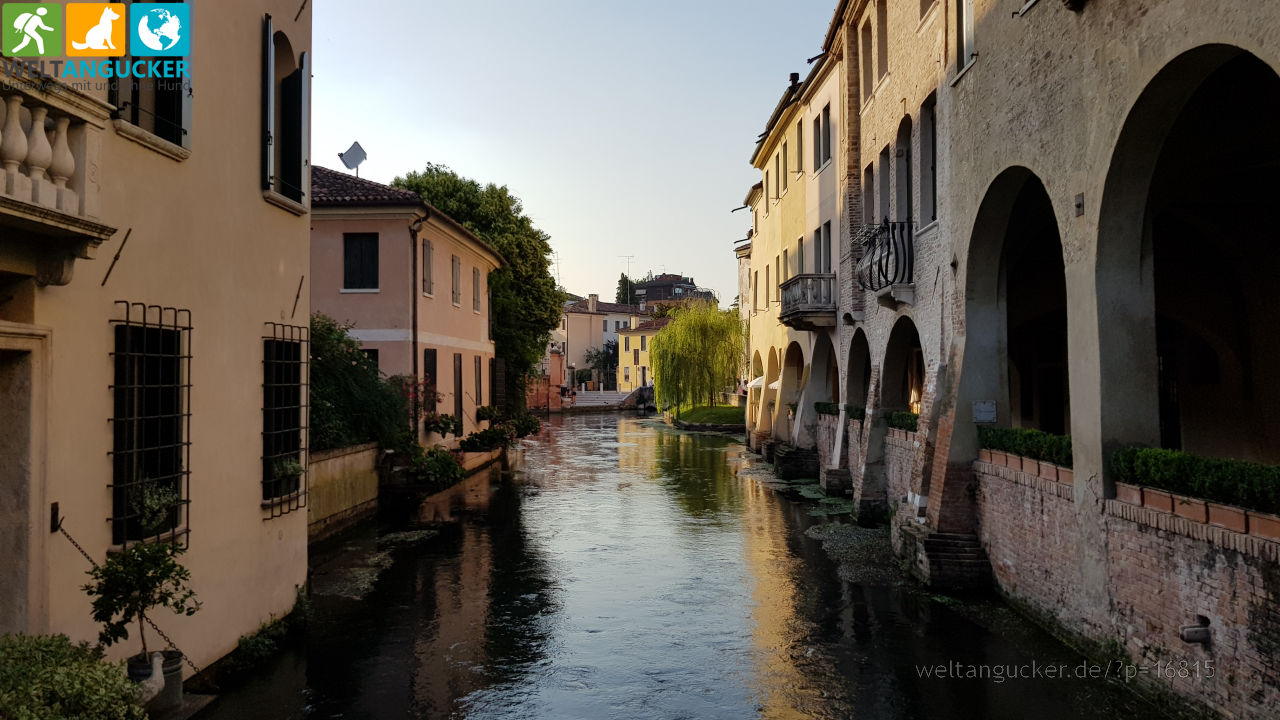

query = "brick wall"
[974,460,1280,718]
[884,433,916,507]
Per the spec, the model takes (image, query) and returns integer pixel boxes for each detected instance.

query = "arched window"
[262,15,310,204]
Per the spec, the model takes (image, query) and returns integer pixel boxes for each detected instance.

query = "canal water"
[201,414,1163,719]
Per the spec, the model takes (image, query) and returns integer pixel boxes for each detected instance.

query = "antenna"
[618,255,634,277]
[338,141,367,178]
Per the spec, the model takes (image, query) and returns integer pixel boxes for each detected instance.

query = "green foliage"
[410,447,465,490]
[678,405,745,425]
[460,425,517,452]
[885,411,919,433]
[1108,447,1280,514]
[125,482,180,537]
[0,635,144,720]
[978,426,1073,467]
[393,165,563,411]
[650,302,744,413]
[616,273,638,305]
[271,458,304,484]
[846,406,867,421]
[574,368,593,386]
[475,406,499,422]
[310,314,412,451]
[217,587,309,680]
[83,543,200,657]
[511,413,541,437]
[584,340,618,385]
[814,402,840,417]
[422,413,463,438]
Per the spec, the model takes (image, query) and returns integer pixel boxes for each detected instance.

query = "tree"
[616,273,638,304]
[310,313,411,451]
[584,339,619,390]
[650,301,745,415]
[393,165,563,410]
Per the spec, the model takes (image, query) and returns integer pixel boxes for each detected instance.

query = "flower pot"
[1114,482,1142,505]
[1037,460,1058,482]
[1248,510,1280,541]
[130,650,184,714]
[1143,488,1174,513]
[1058,468,1074,485]
[1018,455,1035,475]
[979,449,993,464]
[1172,494,1208,523]
[1208,502,1247,533]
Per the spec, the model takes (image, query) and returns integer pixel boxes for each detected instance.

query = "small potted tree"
[83,510,200,711]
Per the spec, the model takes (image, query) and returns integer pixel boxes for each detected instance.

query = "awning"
[768,380,780,390]
[747,376,765,389]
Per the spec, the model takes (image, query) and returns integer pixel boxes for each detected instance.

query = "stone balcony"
[778,273,837,331]
[0,65,116,287]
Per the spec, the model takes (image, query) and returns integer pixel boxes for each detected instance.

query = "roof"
[636,273,694,287]
[565,299,642,315]
[311,166,422,206]
[619,317,672,333]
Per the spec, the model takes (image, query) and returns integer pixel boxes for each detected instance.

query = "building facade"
[633,272,716,305]
[616,316,669,393]
[558,294,639,389]
[745,1,1280,716]
[0,0,312,673]
[311,167,504,443]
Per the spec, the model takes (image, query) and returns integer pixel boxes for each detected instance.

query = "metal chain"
[56,521,202,674]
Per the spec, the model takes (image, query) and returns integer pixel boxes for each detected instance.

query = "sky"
[312,0,839,306]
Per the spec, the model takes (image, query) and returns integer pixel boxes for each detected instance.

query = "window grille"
[108,302,192,548]
[262,323,308,517]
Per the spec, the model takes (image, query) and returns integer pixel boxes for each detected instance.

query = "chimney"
[789,72,800,86]
[588,293,598,312]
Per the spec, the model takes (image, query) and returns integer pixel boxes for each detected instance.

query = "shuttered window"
[343,234,378,289]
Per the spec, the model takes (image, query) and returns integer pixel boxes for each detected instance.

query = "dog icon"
[72,6,119,50]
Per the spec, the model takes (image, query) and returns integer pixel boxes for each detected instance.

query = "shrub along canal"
[200,414,1165,719]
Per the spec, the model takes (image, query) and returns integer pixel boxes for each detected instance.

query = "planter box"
[1172,494,1208,524]
[1248,511,1280,541]
[1115,482,1142,505]
[1018,456,1036,475]
[1143,488,1174,513]
[990,451,1007,468]
[1208,502,1247,533]
[1058,468,1074,485]
[979,449,993,464]
[1037,461,1058,482]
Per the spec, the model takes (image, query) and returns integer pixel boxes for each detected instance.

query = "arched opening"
[809,333,838,407]
[881,317,924,415]
[846,329,872,410]
[749,351,764,431]
[760,348,780,435]
[778,342,806,442]
[1099,46,1280,464]
[895,116,914,222]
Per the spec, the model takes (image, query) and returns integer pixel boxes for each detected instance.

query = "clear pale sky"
[312,1,838,306]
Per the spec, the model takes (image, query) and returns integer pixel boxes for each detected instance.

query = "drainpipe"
[410,212,428,430]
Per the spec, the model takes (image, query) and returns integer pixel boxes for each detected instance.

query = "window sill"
[1018,0,1042,16]
[261,489,305,511]
[107,526,190,553]
[423,291,434,298]
[341,288,379,294]
[815,159,832,176]
[452,301,462,308]
[916,219,940,236]
[951,58,979,87]
[917,2,939,32]
[112,119,190,162]
[263,189,308,216]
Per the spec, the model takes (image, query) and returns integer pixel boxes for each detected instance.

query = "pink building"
[311,167,505,443]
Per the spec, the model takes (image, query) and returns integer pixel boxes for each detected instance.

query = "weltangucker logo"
[1,2,188,90]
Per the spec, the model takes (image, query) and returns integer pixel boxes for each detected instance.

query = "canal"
[201,414,1162,719]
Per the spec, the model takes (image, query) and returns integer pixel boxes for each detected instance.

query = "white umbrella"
[747,376,765,389]
[768,380,780,390]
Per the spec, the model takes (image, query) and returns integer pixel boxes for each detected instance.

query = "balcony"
[0,66,116,287]
[855,220,915,306]
[779,273,837,330]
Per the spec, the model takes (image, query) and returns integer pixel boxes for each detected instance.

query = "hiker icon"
[12,7,54,55]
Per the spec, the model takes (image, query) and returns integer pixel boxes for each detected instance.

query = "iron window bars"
[262,323,309,517]
[108,302,192,548]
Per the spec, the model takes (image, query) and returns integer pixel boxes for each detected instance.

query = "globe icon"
[137,8,182,52]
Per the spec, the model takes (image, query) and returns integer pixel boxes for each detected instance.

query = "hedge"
[885,411,919,432]
[1109,447,1280,515]
[978,427,1073,468]
[0,634,144,720]
[813,403,867,421]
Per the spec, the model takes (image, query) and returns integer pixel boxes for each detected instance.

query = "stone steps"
[921,532,992,590]
[774,444,819,480]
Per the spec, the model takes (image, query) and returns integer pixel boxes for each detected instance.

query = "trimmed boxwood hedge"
[813,403,867,421]
[978,426,1073,468]
[0,634,144,720]
[1109,447,1280,515]
[885,411,919,432]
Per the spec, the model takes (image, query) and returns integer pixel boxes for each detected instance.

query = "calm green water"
[200,414,1160,719]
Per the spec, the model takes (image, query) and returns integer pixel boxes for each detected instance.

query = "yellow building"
[0,0,312,675]
[616,316,670,393]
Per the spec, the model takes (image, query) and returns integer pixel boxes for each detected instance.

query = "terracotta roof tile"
[311,166,422,207]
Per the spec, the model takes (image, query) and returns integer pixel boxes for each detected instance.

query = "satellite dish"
[338,141,367,176]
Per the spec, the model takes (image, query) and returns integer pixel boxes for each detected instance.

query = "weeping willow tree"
[650,301,744,416]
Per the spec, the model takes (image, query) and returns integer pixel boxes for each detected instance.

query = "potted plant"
[271,458,304,497]
[83,541,200,707]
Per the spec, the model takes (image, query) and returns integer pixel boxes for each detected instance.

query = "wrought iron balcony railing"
[855,219,915,294]
[779,272,837,330]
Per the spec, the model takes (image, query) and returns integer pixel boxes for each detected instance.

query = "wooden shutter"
[261,15,274,190]
[474,356,482,407]
[423,348,437,390]
[453,353,463,420]
[281,67,303,202]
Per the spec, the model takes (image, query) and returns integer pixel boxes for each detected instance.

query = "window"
[603,319,608,332]
[782,142,789,192]
[110,1,191,150]
[453,353,463,419]
[262,323,308,516]
[860,21,874,101]
[109,303,191,547]
[423,348,437,392]
[262,15,310,203]
[922,95,938,222]
[422,238,434,295]
[774,154,780,199]
[876,0,889,80]
[634,349,640,365]
[641,335,647,351]
[764,170,770,209]
[624,367,630,383]
[822,105,832,164]
[896,118,914,221]
[813,116,822,170]
[796,121,804,174]
[775,255,781,301]
[782,249,789,282]
[798,237,805,274]
[922,0,935,18]
[343,233,378,290]
[864,164,875,224]
[822,221,833,273]
[625,336,630,352]
[451,255,461,305]
[879,146,891,221]
[473,268,481,311]
[753,270,759,311]
[615,321,621,331]
[475,356,482,408]
[958,0,976,67]
[765,266,770,306]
